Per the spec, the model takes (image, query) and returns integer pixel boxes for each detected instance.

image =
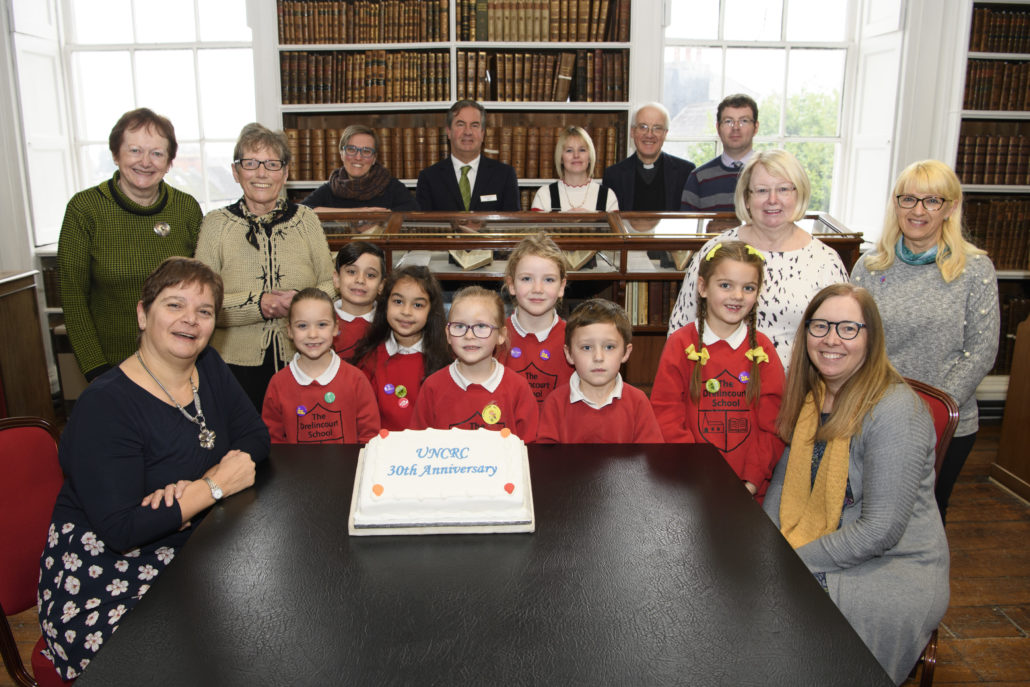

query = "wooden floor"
[3,424,1027,686]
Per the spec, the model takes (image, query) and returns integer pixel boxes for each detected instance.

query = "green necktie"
[459,165,472,211]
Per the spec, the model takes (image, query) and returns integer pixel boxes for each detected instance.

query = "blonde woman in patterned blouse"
[667,149,848,369]
[194,123,335,411]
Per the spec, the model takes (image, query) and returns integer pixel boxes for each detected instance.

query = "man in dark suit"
[602,102,695,211]
[415,100,520,211]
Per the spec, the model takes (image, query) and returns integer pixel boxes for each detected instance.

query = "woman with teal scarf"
[851,160,999,523]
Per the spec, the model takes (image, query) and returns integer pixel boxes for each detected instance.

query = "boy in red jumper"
[537,299,662,443]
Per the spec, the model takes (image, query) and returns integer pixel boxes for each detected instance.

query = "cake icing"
[352,427,533,529]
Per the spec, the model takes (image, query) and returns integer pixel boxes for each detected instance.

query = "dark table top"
[77,443,892,686]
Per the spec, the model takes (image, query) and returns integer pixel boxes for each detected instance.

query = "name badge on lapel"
[479,194,498,202]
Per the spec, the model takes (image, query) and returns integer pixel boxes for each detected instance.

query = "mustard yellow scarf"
[779,391,851,549]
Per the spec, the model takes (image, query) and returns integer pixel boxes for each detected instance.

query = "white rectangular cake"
[349,427,535,535]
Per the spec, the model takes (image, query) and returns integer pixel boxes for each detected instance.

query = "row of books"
[284,125,624,182]
[277,0,450,44]
[968,6,1030,54]
[954,134,1030,186]
[623,280,682,328]
[964,60,1030,111]
[456,49,628,102]
[280,50,450,104]
[992,296,1030,376]
[965,198,1030,271]
[456,0,629,42]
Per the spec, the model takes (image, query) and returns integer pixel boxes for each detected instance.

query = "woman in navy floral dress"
[37,257,270,680]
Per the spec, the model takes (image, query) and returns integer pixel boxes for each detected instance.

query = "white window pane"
[665,47,723,137]
[725,49,785,134]
[66,0,133,44]
[197,49,255,139]
[135,50,200,139]
[163,142,204,204]
[203,142,242,211]
[199,0,253,41]
[666,0,719,40]
[724,0,783,41]
[78,144,117,188]
[786,50,845,136]
[786,0,848,41]
[133,0,196,43]
[784,141,838,211]
[71,52,134,140]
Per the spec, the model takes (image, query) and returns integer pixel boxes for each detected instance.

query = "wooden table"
[77,444,892,686]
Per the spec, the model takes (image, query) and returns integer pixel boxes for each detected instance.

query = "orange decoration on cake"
[372,484,384,496]
[379,429,390,438]
[504,483,515,494]
[500,428,511,438]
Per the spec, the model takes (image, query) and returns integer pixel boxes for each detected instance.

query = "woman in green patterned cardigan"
[195,123,335,412]
[58,108,203,381]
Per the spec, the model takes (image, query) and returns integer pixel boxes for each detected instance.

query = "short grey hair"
[631,102,671,129]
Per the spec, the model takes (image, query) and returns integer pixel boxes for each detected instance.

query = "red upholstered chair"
[0,417,73,686]
[904,378,960,687]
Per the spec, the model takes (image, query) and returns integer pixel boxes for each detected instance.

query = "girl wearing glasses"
[851,160,999,524]
[301,125,417,212]
[764,283,949,685]
[352,266,450,430]
[195,123,335,413]
[411,286,539,441]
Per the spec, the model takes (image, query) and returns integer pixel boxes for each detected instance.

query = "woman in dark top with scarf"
[301,125,417,212]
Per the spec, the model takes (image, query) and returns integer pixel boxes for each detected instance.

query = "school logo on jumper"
[450,411,508,432]
[297,403,344,443]
[696,369,751,452]
[513,362,558,401]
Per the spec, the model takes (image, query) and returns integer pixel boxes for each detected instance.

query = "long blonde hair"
[862,159,985,283]
[776,284,902,442]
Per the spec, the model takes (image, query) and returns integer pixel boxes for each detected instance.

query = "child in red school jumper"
[262,288,380,443]
[650,241,785,501]
[538,298,663,443]
[352,265,450,430]
[411,286,538,441]
[331,241,386,361]
[498,233,574,404]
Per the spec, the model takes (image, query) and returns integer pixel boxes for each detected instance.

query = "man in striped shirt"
[681,94,759,212]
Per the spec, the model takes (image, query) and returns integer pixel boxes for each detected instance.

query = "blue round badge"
[384,384,395,395]
[510,348,522,358]
[540,349,550,360]
[738,371,750,384]
[296,405,307,416]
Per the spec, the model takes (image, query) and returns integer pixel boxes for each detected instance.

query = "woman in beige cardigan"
[195,123,335,411]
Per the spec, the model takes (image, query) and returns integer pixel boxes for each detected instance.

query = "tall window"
[63,0,255,211]
[662,0,851,212]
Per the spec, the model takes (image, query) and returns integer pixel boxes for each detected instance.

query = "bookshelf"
[271,0,635,209]
[314,210,862,389]
[957,1,1030,382]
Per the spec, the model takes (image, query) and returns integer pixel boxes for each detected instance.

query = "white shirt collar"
[288,350,341,386]
[701,320,748,349]
[509,309,559,341]
[334,299,375,323]
[451,154,480,175]
[568,371,623,409]
[721,150,753,167]
[385,332,424,356]
[448,358,503,392]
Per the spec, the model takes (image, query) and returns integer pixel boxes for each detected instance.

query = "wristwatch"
[203,476,224,501]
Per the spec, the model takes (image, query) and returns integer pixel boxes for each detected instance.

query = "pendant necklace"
[561,179,590,210]
[135,351,216,449]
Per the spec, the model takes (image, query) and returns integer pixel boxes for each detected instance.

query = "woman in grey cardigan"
[764,283,948,685]
[851,159,998,523]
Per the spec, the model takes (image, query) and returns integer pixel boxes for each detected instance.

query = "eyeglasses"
[806,319,866,340]
[720,117,755,128]
[342,145,376,158]
[896,194,947,212]
[749,185,796,200]
[446,322,498,338]
[235,158,285,171]
[633,123,668,135]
